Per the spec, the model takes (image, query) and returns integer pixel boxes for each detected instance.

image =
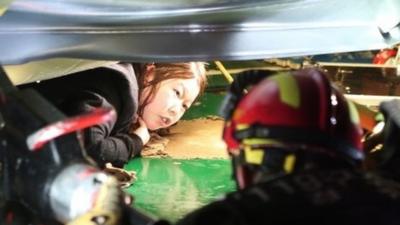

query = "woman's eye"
[174,89,180,97]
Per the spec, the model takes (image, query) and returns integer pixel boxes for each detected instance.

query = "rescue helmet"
[221,68,364,189]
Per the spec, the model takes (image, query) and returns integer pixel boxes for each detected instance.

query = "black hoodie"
[20,63,142,168]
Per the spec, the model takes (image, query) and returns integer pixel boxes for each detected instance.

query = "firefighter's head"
[222,68,364,189]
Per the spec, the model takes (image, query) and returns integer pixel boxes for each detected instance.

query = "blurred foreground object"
[0,67,168,225]
[364,100,400,179]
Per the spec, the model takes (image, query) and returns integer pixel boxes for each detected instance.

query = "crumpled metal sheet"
[0,0,400,64]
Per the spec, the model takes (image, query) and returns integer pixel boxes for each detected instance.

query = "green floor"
[124,158,236,223]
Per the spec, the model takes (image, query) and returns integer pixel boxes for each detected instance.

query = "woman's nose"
[168,103,178,116]
[168,102,183,118]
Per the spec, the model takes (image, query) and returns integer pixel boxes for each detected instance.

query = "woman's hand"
[133,117,150,145]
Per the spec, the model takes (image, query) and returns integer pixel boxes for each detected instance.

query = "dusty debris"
[142,118,229,159]
[141,133,170,157]
[205,115,223,120]
[104,163,137,188]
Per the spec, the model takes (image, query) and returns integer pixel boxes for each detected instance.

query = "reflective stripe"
[236,123,250,130]
[284,154,296,174]
[244,146,264,165]
[270,73,300,108]
[242,138,281,146]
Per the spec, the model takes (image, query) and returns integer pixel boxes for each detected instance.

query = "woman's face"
[140,77,200,130]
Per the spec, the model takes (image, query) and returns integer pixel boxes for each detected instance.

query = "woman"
[20,62,207,167]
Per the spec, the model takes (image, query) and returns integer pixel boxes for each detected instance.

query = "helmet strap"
[235,125,364,165]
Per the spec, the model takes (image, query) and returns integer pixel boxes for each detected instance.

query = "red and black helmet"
[221,68,364,189]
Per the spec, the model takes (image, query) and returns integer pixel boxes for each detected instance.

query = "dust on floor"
[141,118,228,159]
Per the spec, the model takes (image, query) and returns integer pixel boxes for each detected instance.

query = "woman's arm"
[85,124,143,168]
[63,90,143,168]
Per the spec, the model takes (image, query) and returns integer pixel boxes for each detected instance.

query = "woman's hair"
[133,62,207,116]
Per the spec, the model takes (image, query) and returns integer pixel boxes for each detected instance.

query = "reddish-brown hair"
[134,62,207,116]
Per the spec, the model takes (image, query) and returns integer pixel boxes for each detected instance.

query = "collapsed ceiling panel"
[0,0,399,64]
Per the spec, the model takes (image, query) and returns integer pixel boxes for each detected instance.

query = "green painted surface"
[182,92,226,120]
[124,158,236,223]
[183,61,276,119]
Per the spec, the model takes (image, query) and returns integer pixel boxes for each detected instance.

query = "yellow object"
[0,0,13,16]
[269,73,300,108]
[215,61,234,84]
[67,176,121,225]
[244,146,264,165]
[236,124,250,131]
[283,154,296,173]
